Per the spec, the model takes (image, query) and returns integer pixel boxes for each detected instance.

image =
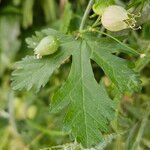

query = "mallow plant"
[11,0,144,148]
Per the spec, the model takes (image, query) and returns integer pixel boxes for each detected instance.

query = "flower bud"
[34,36,59,59]
[101,5,141,32]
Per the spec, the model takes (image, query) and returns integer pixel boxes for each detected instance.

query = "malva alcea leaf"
[88,42,141,93]
[11,29,141,148]
[83,32,141,93]
[11,51,69,92]
[11,29,77,92]
[50,41,115,147]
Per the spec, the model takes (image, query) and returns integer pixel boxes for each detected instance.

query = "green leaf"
[11,29,141,148]
[26,28,75,49]
[90,44,141,93]
[50,41,115,147]
[82,31,140,56]
[93,0,114,16]
[12,29,76,92]
[11,53,68,92]
[83,32,141,93]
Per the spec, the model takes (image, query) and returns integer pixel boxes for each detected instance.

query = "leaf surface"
[51,41,115,147]
[88,42,141,92]
[11,29,141,147]
[12,29,77,91]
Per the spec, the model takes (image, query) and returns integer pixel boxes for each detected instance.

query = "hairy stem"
[79,0,94,31]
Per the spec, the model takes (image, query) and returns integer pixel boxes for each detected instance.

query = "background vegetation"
[0,0,149,149]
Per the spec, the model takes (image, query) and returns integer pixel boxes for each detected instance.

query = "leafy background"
[0,0,150,149]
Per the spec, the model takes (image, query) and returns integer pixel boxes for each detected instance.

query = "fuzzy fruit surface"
[34,36,59,57]
[101,5,129,32]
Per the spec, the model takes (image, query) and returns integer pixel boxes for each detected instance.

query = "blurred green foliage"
[0,0,150,149]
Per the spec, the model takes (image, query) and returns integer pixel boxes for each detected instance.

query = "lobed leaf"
[88,42,141,93]
[11,29,77,91]
[51,41,115,147]
[11,29,141,148]
[11,51,69,92]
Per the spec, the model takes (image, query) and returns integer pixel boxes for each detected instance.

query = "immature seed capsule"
[34,36,59,59]
[101,5,141,32]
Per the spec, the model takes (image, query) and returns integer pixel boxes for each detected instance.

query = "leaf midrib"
[80,42,88,146]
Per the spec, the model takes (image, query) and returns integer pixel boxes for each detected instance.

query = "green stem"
[92,16,101,27]
[87,28,140,56]
[79,0,94,31]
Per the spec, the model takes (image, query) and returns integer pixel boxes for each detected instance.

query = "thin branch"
[92,16,101,28]
[79,0,94,31]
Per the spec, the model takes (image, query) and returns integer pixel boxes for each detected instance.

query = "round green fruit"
[34,36,59,58]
